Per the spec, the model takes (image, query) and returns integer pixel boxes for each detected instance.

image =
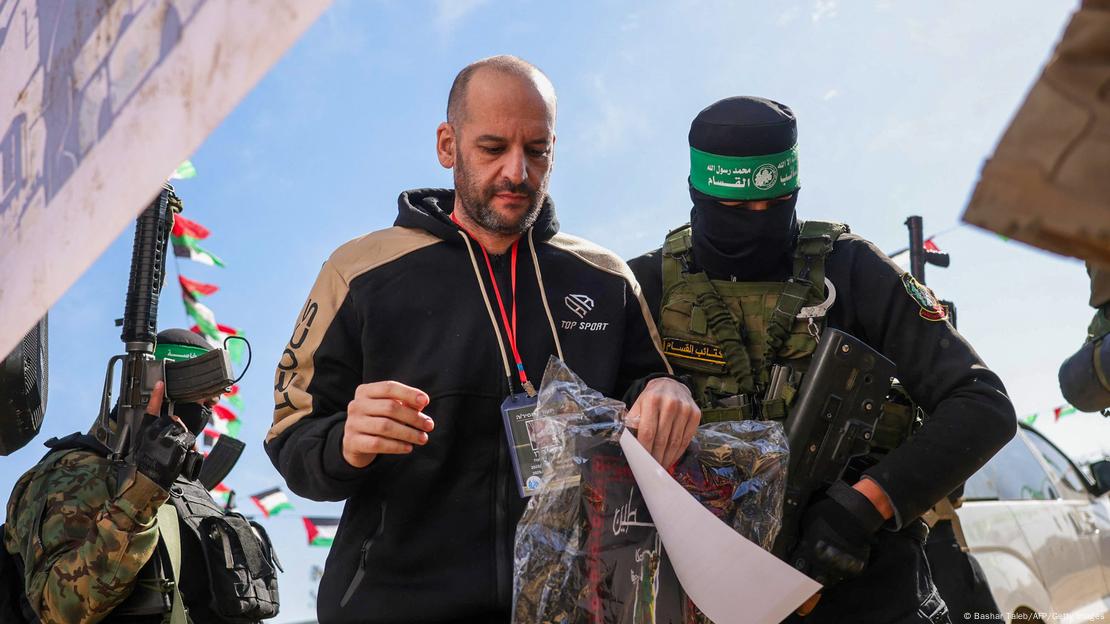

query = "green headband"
[689,144,800,200]
[154,342,209,362]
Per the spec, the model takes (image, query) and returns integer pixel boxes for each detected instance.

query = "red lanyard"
[452,213,532,393]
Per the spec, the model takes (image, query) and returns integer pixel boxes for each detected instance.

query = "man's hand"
[790,481,885,592]
[135,382,200,489]
[343,381,434,468]
[626,377,701,468]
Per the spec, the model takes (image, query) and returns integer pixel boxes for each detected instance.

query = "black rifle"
[772,328,896,559]
[96,185,236,494]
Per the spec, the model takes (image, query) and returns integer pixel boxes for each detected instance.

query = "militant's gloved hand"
[135,415,200,489]
[790,480,886,588]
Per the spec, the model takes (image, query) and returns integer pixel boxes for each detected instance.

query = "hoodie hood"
[394,188,560,245]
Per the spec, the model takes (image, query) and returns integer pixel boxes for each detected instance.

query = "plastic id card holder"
[500,392,552,497]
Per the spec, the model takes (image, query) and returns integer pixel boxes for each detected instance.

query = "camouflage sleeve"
[5,451,169,624]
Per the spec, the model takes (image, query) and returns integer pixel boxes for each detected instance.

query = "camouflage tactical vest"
[661,221,846,423]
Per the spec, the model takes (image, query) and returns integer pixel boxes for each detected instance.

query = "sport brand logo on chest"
[565,293,595,319]
[560,293,609,332]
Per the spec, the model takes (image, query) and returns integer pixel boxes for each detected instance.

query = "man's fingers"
[145,381,165,417]
[356,380,430,410]
[348,415,429,446]
[667,405,701,467]
[651,408,675,465]
[634,397,657,457]
[349,397,434,432]
[346,432,414,456]
[625,402,642,430]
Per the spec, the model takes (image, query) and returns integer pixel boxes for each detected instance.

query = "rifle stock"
[773,328,896,560]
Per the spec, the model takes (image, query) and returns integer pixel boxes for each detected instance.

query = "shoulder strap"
[155,504,188,624]
[661,224,693,297]
[792,221,848,298]
[761,221,849,392]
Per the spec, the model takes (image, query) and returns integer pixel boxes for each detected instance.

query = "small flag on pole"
[1053,404,1077,421]
[170,160,197,180]
[213,403,238,423]
[210,483,232,506]
[184,292,220,338]
[303,517,339,547]
[210,407,241,438]
[172,214,211,240]
[202,426,221,447]
[225,385,244,411]
[251,487,294,518]
[179,275,219,298]
[190,322,247,364]
[172,215,223,266]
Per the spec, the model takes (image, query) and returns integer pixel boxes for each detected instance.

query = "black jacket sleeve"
[834,237,1016,527]
[265,261,386,502]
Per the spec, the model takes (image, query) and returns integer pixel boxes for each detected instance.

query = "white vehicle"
[958,423,1110,623]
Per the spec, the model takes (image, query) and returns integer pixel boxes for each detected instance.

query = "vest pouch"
[197,515,280,622]
[659,296,730,376]
[170,479,281,623]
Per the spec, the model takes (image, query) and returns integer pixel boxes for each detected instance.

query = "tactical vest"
[661,221,845,420]
[660,222,918,452]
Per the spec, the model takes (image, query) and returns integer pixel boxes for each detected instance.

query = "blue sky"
[3,1,1100,622]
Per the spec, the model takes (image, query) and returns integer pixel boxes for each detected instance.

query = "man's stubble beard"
[454,149,547,235]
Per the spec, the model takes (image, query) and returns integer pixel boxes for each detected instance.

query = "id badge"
[500,392,547,497]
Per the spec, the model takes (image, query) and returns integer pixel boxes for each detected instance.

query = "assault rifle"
[772,328,896,560]
[95,185,236,494]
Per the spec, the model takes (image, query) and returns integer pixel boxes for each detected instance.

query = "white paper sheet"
[619,429,822,624]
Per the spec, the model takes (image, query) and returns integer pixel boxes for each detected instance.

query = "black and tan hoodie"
[265,188,670,623]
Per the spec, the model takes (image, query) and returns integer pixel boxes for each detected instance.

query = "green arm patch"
[900,273,948,322]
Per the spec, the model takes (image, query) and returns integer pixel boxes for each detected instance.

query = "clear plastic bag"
[512,358,788,624]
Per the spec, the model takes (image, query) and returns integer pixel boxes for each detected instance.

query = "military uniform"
[2,329,280,624]
[629,96,1016,624]
[6,442,182,623]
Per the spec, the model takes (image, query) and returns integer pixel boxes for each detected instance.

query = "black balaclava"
[688,96,801,281]
[155,328,214,436]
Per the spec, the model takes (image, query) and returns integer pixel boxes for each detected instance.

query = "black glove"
[789,480,886,588]
[135,416,202,489]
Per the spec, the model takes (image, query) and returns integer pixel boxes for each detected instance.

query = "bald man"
[265,56,700,623]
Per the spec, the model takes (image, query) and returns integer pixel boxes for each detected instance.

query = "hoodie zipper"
[456,229,566,608]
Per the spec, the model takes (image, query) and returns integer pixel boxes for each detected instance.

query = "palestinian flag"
[170,160,197,180]
[303,517,339,547]
[1022,413,1038,426]
[190,322,247,364]
[172,215,224,267]
[183,292,220,339]
[172,214,210,240]
[213,403,238,423]
[251,487,294,518]
[1054,405,1077,421]
[210,483,232,506]
[224,385,244,411]
[210,406,241,438]
[202,426,221,447]
[179,275,218,298]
